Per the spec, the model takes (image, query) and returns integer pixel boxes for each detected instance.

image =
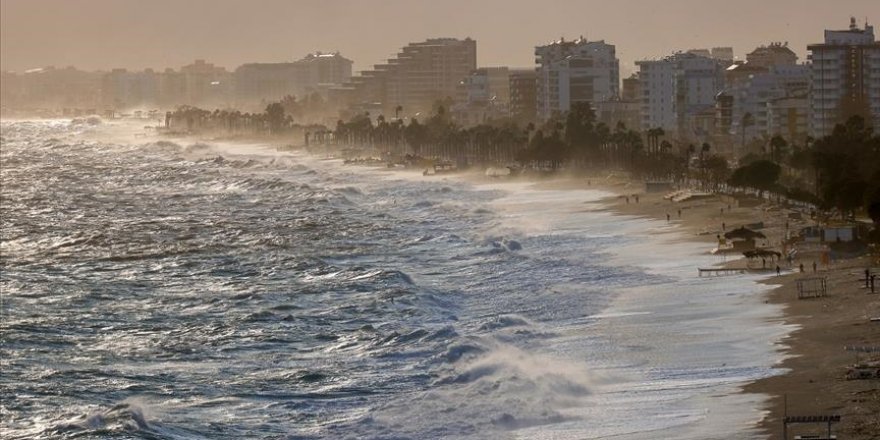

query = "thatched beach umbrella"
[743,249,782,259]
[725,226,766,240]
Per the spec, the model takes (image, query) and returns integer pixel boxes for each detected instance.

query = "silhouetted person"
[666,213,670,222]
[776,265,781,276]
[812,261,817,273]
[799,263,804,273]
[677,209,682,218]
[871,275,876,294]
[722,222,726,231]
[866,268,871,288]
[762,258,766,269]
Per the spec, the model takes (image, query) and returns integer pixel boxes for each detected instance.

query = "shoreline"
[155,131,880,437]
[513,173,880,439]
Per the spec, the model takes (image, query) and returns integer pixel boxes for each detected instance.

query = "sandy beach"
[522,172,880,439]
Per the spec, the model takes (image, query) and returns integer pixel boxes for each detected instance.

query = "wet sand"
[526,173,880,439]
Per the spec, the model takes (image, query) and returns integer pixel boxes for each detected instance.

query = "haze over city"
[1,0,877,75]
[2,1,880,439]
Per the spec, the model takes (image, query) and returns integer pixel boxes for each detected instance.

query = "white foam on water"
[2,120,794,439]
[468,182,793,439]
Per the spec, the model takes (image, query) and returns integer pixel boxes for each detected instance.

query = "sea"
[0,119,792,439]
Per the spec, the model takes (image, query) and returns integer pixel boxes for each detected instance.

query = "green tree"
[265,102,286,134]
[729,160,781,197]
[769,135,789,163]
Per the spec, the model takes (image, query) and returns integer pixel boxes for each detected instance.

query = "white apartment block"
[808,18,880,137]
[535,37,619,120]
[636,52,724,137]
[385,38,477,115]
[725,63,810,141]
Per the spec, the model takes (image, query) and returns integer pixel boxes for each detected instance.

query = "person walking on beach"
[666,213,670,222]
[776,265,781,276]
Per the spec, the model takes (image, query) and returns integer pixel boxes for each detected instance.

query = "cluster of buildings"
[2,18,879,148]
[1,53,353,114]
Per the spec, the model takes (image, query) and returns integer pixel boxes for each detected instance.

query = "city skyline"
[1,0,877,76]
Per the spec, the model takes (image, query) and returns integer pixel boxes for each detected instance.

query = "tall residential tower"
[535,37,619,120]
[808,18,880,137]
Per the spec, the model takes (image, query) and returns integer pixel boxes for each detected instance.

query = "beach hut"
[723,227,765,252]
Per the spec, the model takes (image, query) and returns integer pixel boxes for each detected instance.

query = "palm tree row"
[165,104,300,135]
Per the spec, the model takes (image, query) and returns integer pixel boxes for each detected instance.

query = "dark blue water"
[3,120,675,439]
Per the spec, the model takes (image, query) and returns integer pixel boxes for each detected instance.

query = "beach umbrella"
[743,249,781,259]
[725,226,766,240]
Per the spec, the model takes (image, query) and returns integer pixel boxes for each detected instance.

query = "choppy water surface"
[1,120,785,439]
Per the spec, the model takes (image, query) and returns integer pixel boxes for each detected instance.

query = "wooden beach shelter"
[724,227,766,253]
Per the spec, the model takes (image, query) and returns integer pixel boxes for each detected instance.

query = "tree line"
[164,99,880,226]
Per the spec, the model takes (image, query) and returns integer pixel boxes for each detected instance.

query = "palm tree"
[699,143,712,188]
[683,144,696,183]
[769,135,788,163]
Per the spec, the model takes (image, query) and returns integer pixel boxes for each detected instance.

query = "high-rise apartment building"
[719,55,809,143]
[100,68,160,109]
[508,69,537,123]
[180,59,232,107]
[334,38,476,116]
[535,37,619,120]
[453,67,512,126]
[1,67,102,111]
[807,18,880,137]
[636,52,725,137]
[233,52,352,108]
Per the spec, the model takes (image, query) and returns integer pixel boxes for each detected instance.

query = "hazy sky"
[2,0,877,76]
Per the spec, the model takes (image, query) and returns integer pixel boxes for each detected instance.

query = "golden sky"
[1,0,877,75]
